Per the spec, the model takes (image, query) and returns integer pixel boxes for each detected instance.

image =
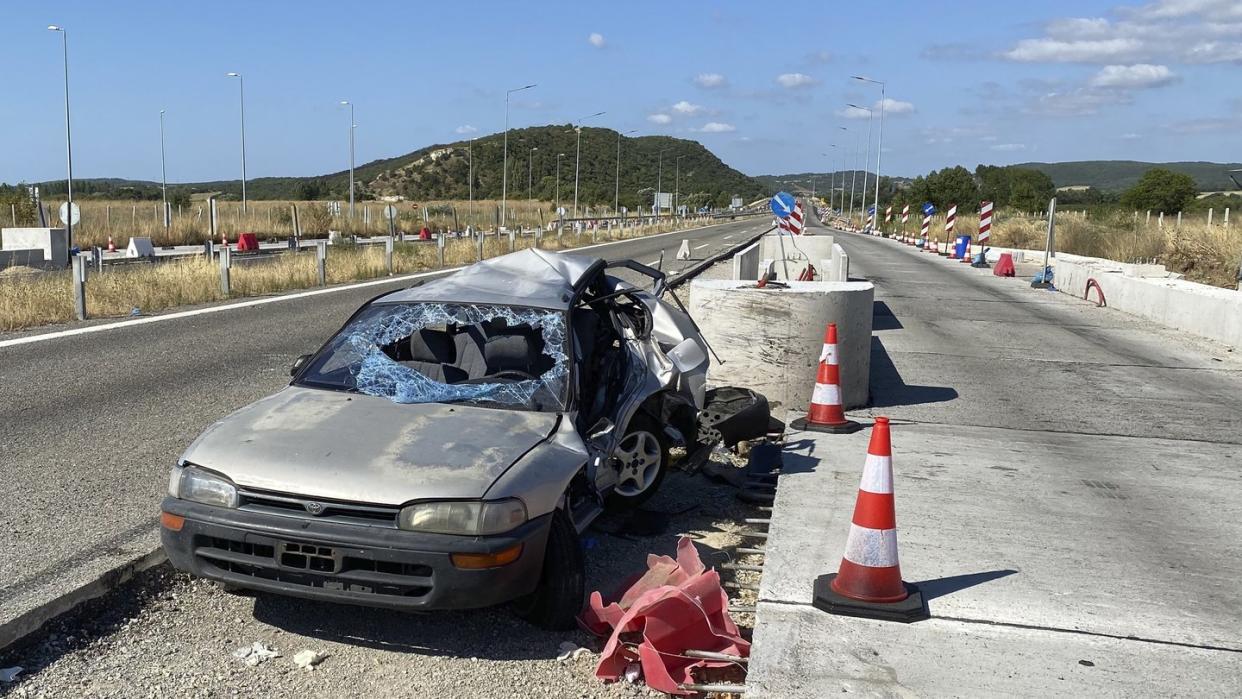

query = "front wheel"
[512,508,584,630]
[606,415,670,509]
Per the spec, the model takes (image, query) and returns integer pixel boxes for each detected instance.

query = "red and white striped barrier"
[945,204,958,259]
[920,214,930,246]
[979,200,993,244]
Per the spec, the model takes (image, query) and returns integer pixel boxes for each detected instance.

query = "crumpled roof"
[380,249,602,309]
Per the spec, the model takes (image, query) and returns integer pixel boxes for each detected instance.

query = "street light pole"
[48,25,73,251]
[225,72,247,214]
[527,146,538,201]
[572,111,605,218]
[468,137,474,220]
[821,150,834,212]
[855,75,887,228]
[655,149,669,217]
[501,83,536,228]
[847,103,873,228]
[339,100,355,218]
[160,109,168,229]
[615,129,635,215]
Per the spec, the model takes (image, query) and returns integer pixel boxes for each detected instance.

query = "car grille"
[195,535,433,600]
[236,488,400,528]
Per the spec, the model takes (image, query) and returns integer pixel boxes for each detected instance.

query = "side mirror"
[667,338,707,373]
[290,354,311,377]
[586,418,615,445]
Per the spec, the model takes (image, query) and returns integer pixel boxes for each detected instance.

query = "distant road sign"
[770,191,796,218]
[382,204,399,220]
[922,202,936,216]
[58,202,81,226]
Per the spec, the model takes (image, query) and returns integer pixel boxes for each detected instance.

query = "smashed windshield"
[297,302,569,411]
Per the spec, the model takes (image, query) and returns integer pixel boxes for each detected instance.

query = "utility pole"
[527,146,538,201]
[615,129,636,215]
[572,111,605,218]
[854,75,888,229]
[501,83,536,227]
[160,109,169,229]
[556,153,565,213]
[48,25,74,252]
[339,100,355,218]
[225,72,248,214]
[847,103,873,228]
[675,155,685,216]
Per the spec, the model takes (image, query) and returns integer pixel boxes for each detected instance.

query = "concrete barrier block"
[126,237,155,258]
[2,227,68,266]
[0,248,47,268]
[732,241,761,280]
[689,279,874,411]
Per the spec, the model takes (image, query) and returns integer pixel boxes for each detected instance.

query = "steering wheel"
[487,369,538,381]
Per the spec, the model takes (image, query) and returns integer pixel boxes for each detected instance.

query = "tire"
[605,414,671,510]
[512,508,585,630]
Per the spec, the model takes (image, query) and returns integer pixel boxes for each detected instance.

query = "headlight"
[171,465,239,509]
[398,499,527,535]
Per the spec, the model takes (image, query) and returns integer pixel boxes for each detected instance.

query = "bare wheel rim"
[613,429,662,497]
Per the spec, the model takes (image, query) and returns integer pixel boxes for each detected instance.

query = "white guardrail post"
[316,240,328,286]
[437,233,446,267]
[71,253,88,320]
[385,236,394,275]
[218,243,231,296]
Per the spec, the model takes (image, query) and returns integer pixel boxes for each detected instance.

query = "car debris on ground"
[231,641,280,667]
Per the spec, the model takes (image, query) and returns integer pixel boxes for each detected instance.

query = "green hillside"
[1013,161,1242,192]
[24,126,767,210]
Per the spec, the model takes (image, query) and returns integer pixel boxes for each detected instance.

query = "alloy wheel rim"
[613,430,661,497]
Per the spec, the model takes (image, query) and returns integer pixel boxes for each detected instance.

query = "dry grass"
[41,198,620,249]
[0,216,719,332]
[887,209,1241,288]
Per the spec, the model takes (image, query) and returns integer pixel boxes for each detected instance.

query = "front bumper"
[160,497,551,611]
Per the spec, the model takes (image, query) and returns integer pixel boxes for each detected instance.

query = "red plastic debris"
[237,233,260,251]
[993,252,1015,277]
[579,537,749,695]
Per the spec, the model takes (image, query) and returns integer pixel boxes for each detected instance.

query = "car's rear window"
[297,302,568,412]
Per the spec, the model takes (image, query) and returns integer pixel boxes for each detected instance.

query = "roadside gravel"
[1,459,763,699]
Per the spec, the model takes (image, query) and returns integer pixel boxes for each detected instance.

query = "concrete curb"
[0,546,166,653]
[0,219,770,655]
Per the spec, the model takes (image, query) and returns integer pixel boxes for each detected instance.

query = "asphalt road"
[0,215,771,648]
[747,214,1242,695]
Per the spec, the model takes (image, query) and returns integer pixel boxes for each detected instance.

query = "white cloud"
[1005,37,1144,62]
[776,72,817,88]
[1088,63,1178,87]
[696,122,736,133]
[455,125,478,134]
[876,97,915,114]
[647,113,672,124]
[806,50,833,64]
[672,100,705,115]
[1026,87,1132,116]
[836,105,872,119]
[990,143,1028,152]
[693,73,727,88]
[588,32,606,48]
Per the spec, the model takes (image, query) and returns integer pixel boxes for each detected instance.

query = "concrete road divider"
[689,279,873,411]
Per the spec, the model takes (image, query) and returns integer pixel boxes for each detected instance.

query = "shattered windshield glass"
[297,302,569,411]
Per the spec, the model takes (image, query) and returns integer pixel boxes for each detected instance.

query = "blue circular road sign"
[770,191,796,218]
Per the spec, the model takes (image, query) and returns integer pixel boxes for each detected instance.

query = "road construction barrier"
[790,323,861,434]
[812,416,928,622]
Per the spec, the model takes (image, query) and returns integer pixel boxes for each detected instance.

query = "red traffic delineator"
[237,232,260,251]
[106,236,116,253]
[812,417,928,622]
[790,324,861,434]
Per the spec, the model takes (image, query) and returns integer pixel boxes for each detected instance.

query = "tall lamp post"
[467,137,475,221]
[821,150,834,212]
[501,83,536,227]
[847,103,873,228]
[571,111,605,217]
[339,100,355,218]
[674,154,686,216]
[527,146,538,201]
[225,72,248,214]
[614,129,636,215]
[837,126,849,215]
[854,76,887,227]
[47,25,74,252]
[160,110,169,228]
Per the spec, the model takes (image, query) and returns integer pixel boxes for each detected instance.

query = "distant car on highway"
[160,249,712,629]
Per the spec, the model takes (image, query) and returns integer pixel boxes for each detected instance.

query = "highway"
[748,214,1242,695]
[0,216,770,649]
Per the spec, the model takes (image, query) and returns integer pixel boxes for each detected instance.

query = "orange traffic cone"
[961,239,974,263]
[790,324,861,434]
[106,236,116,252]
[812,417,928,622]
[220,231,228,248]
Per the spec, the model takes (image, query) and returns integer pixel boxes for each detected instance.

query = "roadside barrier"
[1085,278,1107,307]
[790,323,861,434]
[812,416,928,622]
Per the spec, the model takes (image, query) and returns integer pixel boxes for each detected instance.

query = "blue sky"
[3,0,1240,185]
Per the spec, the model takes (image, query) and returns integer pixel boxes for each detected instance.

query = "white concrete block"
[126,237,155,258]
[2,227,68,266]
[689,279,874,410]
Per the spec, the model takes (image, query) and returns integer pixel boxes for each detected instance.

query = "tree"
[1007,168,1055,212]
[976,165,1011,207]
[927,166,978,209]
[1120,168,1197,213]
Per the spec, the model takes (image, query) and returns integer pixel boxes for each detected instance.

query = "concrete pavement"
[0,216,769,650]
[747,219,1242,695]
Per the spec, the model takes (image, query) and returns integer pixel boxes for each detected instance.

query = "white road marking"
[723,235,734,240]
[694,244,710,250]
[0,219,758,349]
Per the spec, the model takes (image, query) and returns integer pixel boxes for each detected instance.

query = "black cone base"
[812,574,929,623]
[971,260,991,269]
[790,417,862,434]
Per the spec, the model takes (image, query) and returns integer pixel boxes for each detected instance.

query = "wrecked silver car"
[160,249,712,629]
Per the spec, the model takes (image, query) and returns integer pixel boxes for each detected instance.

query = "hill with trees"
[1011,160,1242,192]
[19,126,767,211]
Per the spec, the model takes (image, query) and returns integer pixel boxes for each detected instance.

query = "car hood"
[180,386,560,505]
